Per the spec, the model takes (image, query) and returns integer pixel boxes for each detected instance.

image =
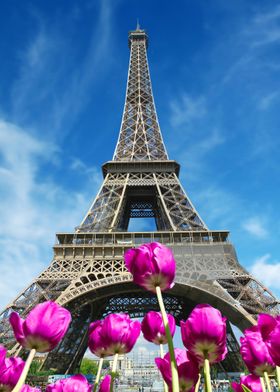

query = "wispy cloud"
[253,5,280,25]
[250,254,280,293]
[222,5,280,86]
[11,0,114,138]
[170,94,206,127]
[0,119,100,308]
[70,157,102,186]
[177,128,225,183]
[258,91,279,110]
[249,5,280,47]
[242,217,268,238]
[194,185,239,229]
[0,2,116,310]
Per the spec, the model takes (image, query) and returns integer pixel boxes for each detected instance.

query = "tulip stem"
[276,366,280,392]
[110,353,119,392]
[203,358,212,392]
[93,357,104,392]
[195,373,201,392]
[156,286,179,392]
[260,377,266,392]
[12,348,36,392]
[264,372,272,392]
[160,344,169,392]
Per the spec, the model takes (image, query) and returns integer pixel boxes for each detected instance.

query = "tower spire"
[113,27,167,161]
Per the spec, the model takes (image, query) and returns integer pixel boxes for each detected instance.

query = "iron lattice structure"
[0,27,279,374]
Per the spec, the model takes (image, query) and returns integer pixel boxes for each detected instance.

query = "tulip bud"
[124,242,176,293]
[155,348,199,391]
[180,304,227,365]
[101,313,141,355]
[9,301,71,353]
[240,327,275,376]
[141,311,176,345]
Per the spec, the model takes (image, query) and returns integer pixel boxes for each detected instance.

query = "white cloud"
[250,254,280,291]
[70,157,102,186]
[253,5,280,24]
[0,119,100,309]
[194,185,238,229]
[258,92,279,110]
[222,5,280,85]
[246,5,280,47]
[11,0,114,137]
[242,217,268,238]
[177,128,225,179]
[170,94,206,127]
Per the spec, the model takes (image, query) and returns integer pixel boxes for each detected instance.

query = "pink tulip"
[10,301,71,352]
[88,320,110,358]
[0,346,25,391]
[124,242,176,292]
[180,304,227,365]
[258,314,280,366]
[98,375,111,392]
[155,348,199,391]
[240,327,275,376]
[101,313,141,355]
[46,375,91,392]
[20,385,41,392]
[232,374,263,392]
[141,311,176,345]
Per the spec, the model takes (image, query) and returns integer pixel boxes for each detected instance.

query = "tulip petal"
[124,243,176,292]
[155,349,199,391]
[0,356,25,388]
[240,329,275,376]
[141,311,176,345]
[232,375,263,392]
[98,313,140,355]
[258,314,277,341]
[181,304,227,365]
[98,375,111,392]
[46,375,91,392]
[10,312,27,347]
[10,301,71,353]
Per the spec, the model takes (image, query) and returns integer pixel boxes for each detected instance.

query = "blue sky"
[0,0,280,342]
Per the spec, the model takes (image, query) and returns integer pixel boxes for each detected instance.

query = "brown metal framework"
[0,27,279,374]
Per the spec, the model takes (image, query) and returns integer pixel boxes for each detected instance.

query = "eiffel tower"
[0,26,279,374]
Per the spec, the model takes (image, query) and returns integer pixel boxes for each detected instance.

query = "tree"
[79,358,99,375]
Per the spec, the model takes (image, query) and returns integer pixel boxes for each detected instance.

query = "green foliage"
[29,360,41,375]
[28,360,56,376]
[79,358,99,375]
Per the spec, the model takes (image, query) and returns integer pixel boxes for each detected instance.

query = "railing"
[55,231,229,246]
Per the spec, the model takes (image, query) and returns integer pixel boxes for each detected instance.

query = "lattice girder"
[113,29,168,161]
[77,165,207,232]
